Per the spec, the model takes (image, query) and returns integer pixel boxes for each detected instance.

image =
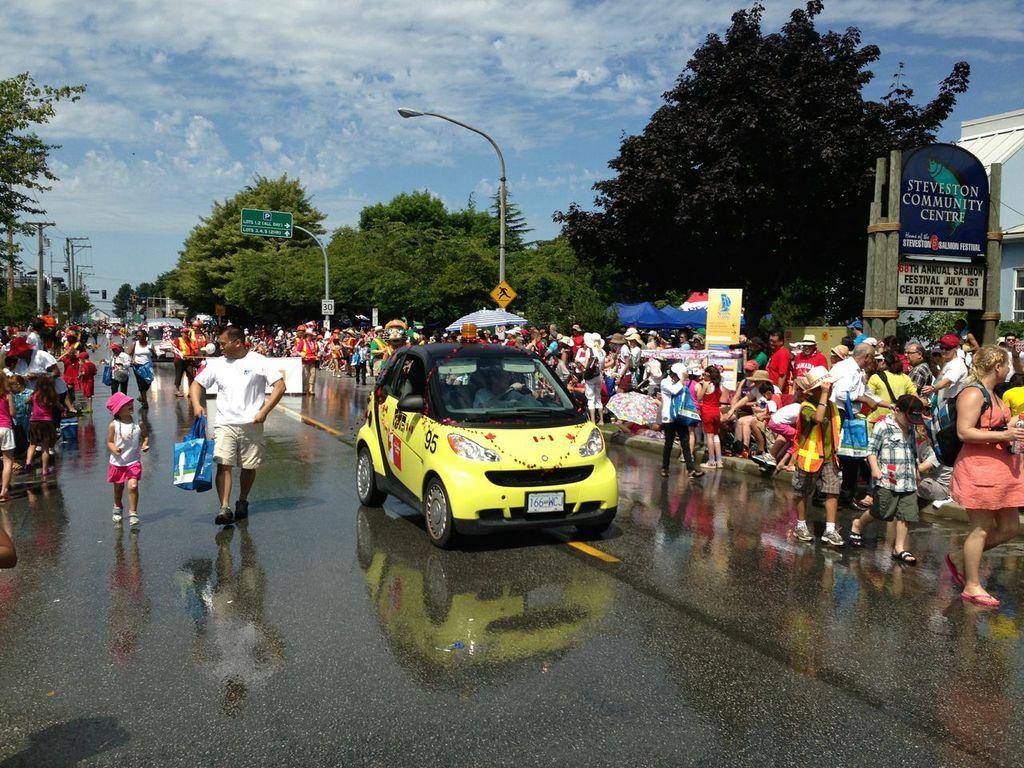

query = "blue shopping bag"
[102,365,112,387]
[837,393,870,458]
[671,385,701,426]
[173,416,215,492]
[134,361,154,385]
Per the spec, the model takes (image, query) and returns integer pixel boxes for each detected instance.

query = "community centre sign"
[899,144,989,260]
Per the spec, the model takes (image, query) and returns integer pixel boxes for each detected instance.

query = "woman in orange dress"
[948,346,1024,608]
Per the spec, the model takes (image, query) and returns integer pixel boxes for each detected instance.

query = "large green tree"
[111,282,133,318]
[555,1,970,325]
[328,193,598,327]
[166,175,325,318]
[0,285,37,325]
[0,73,85,299]
[56,288,92,322]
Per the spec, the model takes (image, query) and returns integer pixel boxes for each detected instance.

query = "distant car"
[145,317,184,362]
[355,343,618,547]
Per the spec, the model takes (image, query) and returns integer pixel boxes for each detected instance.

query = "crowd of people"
[550,317,1024,609]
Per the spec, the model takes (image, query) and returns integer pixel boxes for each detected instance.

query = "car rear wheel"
[423,477,455,549]
[356,446,387,507]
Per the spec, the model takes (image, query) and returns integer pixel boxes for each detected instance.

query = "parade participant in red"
[697,366,723,469]
[792,335,828,381]
[78,351,97,400]
[293,325,318,396]
[766,330,793,392]
[60,345,80,400]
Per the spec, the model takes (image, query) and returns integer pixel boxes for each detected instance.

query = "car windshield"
[430,354,581,424]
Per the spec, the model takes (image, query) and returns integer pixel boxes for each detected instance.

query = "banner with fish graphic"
[899,143,989,260]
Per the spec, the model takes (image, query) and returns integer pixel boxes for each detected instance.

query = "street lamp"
[293,225,331,331]
[398,107,507,284]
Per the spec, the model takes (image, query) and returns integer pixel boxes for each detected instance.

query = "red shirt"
[792,351,828,380]
[767,346,792,389]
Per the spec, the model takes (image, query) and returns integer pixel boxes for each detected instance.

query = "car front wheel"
[423,477,455,548]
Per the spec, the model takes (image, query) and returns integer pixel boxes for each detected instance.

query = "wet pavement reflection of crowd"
[610,445,1024,765]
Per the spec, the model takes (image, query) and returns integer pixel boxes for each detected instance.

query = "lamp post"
[398,108,507,284]
[293,225,331,331]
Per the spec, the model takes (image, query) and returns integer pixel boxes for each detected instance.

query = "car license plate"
[526,491,564,514]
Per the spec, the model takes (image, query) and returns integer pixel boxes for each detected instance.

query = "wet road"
[2,364,1024,766]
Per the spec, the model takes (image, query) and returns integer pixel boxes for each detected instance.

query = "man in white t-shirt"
[192,326,286,526]
[921,334,968,406]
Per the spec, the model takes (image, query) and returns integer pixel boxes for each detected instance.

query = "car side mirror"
[398,393,425,413]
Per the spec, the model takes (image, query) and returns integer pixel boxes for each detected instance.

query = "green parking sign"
[241,208,293,238]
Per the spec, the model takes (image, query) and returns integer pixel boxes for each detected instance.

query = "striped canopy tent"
[445,308,529,332]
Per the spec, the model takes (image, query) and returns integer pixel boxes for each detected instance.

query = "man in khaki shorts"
[191,326,286,526]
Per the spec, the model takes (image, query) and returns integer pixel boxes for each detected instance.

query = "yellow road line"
[567,540,621,563]
[276,404,344,438]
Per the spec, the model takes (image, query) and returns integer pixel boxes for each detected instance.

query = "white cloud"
[259,135,281,154]
[1,0,1020,242]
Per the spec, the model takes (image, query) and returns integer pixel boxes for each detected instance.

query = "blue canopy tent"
[660,305,746,329]
[612,302,684,329]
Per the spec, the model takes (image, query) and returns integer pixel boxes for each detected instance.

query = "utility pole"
[26,222,54,314]
[65,238,90,323]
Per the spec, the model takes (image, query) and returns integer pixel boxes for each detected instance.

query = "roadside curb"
[599,426,1018,527]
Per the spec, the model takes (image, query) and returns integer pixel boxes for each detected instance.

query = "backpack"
[582,351,600,380]
[933,382,991,466]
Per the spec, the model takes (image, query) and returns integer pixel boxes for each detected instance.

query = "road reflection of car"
[357,507,614,688]
[145,317,184,362]
[355,343,618,547]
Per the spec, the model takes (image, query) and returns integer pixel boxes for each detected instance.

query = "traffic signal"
[102,290,107,300]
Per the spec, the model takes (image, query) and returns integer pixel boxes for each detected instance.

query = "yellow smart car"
[355,343,618,547]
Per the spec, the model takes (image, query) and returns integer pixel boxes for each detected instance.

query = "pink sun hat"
[105,392,134,416]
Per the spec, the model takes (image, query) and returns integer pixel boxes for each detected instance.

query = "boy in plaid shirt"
[848,394,928,563]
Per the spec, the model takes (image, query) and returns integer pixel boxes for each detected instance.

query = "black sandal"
[892,550,917,565]
[848,530,864,547]
[689,468,705,478]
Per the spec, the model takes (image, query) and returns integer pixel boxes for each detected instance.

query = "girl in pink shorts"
[106,392,149,526]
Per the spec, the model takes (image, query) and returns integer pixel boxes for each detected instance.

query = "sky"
[3,0,1023,308]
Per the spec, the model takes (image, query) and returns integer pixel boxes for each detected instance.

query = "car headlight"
[578,427,604,457]
[447,433,501,462]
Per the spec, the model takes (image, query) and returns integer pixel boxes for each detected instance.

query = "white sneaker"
[821,529,845,548]
[699,461,717,470]
[933,498,953,509]
[129,513,139,526]
[761,453,778,466]
[112,507,123,523]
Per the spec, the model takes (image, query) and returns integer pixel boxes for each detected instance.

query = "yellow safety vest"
[795,403,841,472]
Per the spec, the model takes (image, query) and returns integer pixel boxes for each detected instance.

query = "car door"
[384,353,426,497]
